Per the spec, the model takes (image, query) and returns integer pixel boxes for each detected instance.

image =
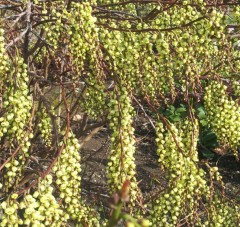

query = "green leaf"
[201,131,218,148]
[176,107,186,113]
[171,115,181,122]
[200,119,208,126]
[198,111,206,119]
[170,105,175,112]
[197,106,206,119]
[202,131,217,142]
[201,150,215,159]
[165,110,173,116]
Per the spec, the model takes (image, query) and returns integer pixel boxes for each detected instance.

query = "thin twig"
[132,96,155,130]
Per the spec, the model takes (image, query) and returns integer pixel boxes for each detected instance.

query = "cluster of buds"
[204,81,240,157]
[151,119,209,226]
[52,131,99,226]
[20,175,66,226]
[107,87,141,206]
